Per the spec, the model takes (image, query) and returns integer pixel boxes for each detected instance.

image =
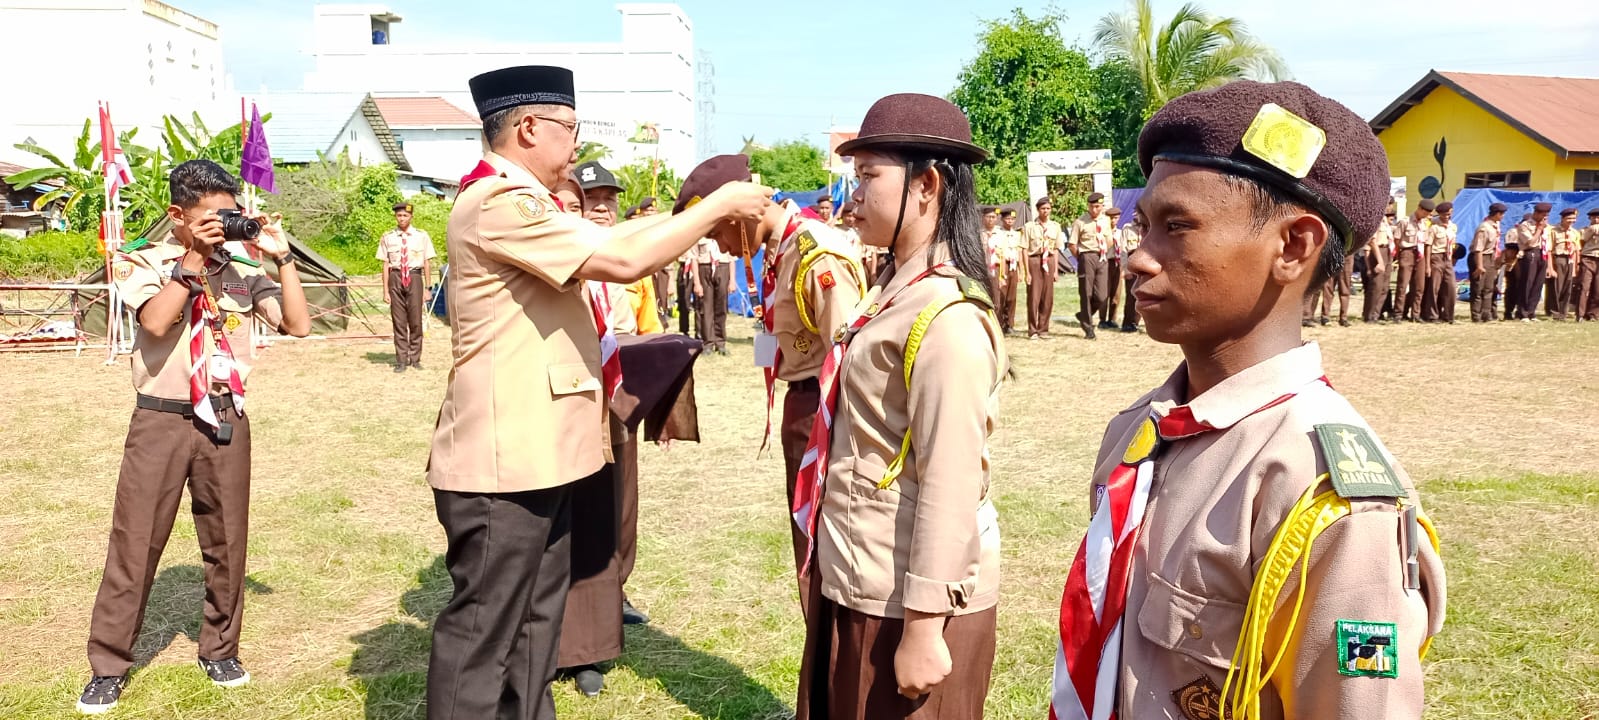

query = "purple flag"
[240,104,276,193]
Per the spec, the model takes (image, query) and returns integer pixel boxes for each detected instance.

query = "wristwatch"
[272,254,296,268]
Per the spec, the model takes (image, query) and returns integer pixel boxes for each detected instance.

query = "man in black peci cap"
[424,65,771,720]
[1050,81,1444,720]
[1469,202,1507,322]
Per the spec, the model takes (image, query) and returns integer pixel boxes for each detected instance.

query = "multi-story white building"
[302,3,697,175]
[0,0,233,166]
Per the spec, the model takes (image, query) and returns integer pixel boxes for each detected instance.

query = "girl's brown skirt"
[796,574,997,720]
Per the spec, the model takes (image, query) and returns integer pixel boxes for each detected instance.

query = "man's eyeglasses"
[532,114,580,141]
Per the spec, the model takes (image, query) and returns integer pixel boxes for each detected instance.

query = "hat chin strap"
[889,160,913,264]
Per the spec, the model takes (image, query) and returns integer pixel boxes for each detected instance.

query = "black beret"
[469,65,576,118]
[837,94,988,163]
[1087,192,1106,203]
[1418,199,1437,211]
[1106,207,1122,216]
[1589,208,1599,217]
[1560,207,1578,217]
[1534,202,1553,212]
[1488,202,1508,214]
[674,154,751,214]
[623,205,641,219]
[1435,201,1453,213]
[1035,197,1051,208]
[980,205,997,214]
[815,196,834,205]
[575,161,623,192]
[999,208,1016,217]
[1138,80,1388,250]
[392,202,413,213]
[639,196,656,209]
[840,201,857,213]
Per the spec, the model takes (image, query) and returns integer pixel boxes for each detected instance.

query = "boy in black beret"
[1051,81,1445,720]
[1469,202,1507,322]
[1577,208,1599,320]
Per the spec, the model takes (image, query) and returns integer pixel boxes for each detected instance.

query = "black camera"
[217,209,262,241]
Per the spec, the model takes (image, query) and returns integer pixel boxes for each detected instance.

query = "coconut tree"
[1093,0,1289,118]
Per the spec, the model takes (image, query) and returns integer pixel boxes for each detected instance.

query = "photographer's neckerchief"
[190,273,247,428]
[1049,375,1326,720]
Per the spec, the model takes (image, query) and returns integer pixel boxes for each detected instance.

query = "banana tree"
[4,119,110,232]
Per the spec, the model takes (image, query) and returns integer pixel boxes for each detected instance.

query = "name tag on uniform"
[754,331,778,368]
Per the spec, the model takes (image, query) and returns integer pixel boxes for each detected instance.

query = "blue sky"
[185,0,1599,157]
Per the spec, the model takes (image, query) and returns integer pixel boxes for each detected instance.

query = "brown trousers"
[1422,254,1455,322]
[1551,255,1576,319]
[797,574,997,720]
[1395,248,1424,320]
[782,381,822,574]
[1075,252,1109,329]
[389,268,425,365]
[1305,262,1353,322]
[1362,250,1390,322]
[1515,252,1547,319]
[1121,274,1140,329]
[557,431,636,668]
[652,268,671,321]
[1102,257,1121,325]
[88,404,251,677]
[1025,254,1055,336]
[1469,253,1498,321]
[994,265,1019,334]
[1577,257,1599,320]
[696,263,730,350]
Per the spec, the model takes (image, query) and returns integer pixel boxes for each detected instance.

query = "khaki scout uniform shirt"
[1396,216,1429,251]
[376,227,437,270]
[769,210,864,382]
[1508,221,1549,252]
[113,237,285,400]
[691,237,732,266]
[1427,221,1457,255]
[995,228,1023,267]
[816,247,1006,619]
[1582,227,1599,258]
[1103,343,1445,720]
[1024,219,1065,256]
[428,152,613,494]
[1119,225,1142,261]
[1069,213,1114,254]
[1550,226,1581,256]
[1470,220,1499,255]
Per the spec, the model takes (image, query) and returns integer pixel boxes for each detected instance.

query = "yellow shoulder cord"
[876,293,977,490]
[1222,478,1350,720]
[793,247,867,335]
[1416,512,1441,659]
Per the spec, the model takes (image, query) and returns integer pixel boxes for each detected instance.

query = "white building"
[302,3,696,174]
[0,0,233,166]
[371,97,482,182]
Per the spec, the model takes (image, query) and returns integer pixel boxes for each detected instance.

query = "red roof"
[373,97,480,129]
[1371,70,1599,157]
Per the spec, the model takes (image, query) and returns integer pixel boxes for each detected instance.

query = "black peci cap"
[1560,207,1578,217]
[469,65,576,118]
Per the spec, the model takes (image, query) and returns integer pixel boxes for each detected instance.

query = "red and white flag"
[99,102,134,198]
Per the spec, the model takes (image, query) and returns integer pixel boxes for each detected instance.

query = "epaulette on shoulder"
[1313,423,1406,499]
[117,237,150,253]
[229,254,262,268]
[795,229,818,256]
[955,275,993,310]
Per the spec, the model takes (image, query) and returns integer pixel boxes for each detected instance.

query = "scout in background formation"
[1393,198,1433,322]
[1023,197,1063,339]
[1469,203,1507,322]
[1362,207,1395,323]
[1051,81,1445,720]
[378,201,436,371]
[1068,192,1114,339]
[1116,208,1144,333]
[795,92,1005,720]
[672,154,865,601]
[1578,208,1599,321]
[690,232,732,354]
[424,65,771,720]
[1102,206,1124,329]
[1421,201,1458,323]
[1549,208,1581,320]
[993,209,1022,334]
[1506,203,1552,321]
[78,160,313,714]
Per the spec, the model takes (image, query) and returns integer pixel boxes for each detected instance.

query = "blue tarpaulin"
[1445,189,1598,277]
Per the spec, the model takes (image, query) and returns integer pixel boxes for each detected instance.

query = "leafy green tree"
[614,159,683,213]
[1093,0,1289,117]
[577,142,611,165]
[748,140,829,192]
[4,120,109,232]
[949,9,1099,204]
[1076,61,1150,188]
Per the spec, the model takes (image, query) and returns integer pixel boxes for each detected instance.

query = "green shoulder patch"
[117,237,150,253]
[1336,620,1399,678]
[795,230,817,257]
[955,275,993,309]
[229,254,262,268]
[1314,423,1405,499]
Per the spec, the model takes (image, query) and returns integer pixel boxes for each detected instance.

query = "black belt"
[137,392,234,417]
[389,267,424,273]
[788,377,820,392]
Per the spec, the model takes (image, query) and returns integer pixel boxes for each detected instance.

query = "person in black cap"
[425,64,772,720]
[1421,201,1458,323]
[1068,191,1116,333]
[1050,81,1444,720]
[1577,208,1599,321]
[994,208,1023,333]
[1394,198,1434,322]
[1550,207,1581,319]
[1505,203,1552,320]
[791,93,1006,720]
[378,201,436,371]
[1469,202,1507,322]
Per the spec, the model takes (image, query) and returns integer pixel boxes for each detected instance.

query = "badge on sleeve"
[515,195,549,223]
[818,271,836,289]
[113,261,134,281]
[1336,620,1399,678]
[1314,424,1405,499]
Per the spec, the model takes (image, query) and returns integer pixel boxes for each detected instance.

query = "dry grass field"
[1,282,1597,719]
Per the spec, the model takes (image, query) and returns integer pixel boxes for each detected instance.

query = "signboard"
[827,129,859,175]
[1027,149,1113,177]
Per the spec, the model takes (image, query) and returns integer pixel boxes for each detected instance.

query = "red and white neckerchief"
[189,280,247,429]
[587,281,623,404]
[791,261,952,576]
[758,210,808,452]
[1049,375,1328,720]
[398,230,412,289]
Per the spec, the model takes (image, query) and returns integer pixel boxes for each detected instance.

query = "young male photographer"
[77,159,310,714]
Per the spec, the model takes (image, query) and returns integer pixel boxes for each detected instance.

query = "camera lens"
[221,212,261,241]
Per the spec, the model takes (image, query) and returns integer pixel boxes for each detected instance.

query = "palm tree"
[1093,0,1289,117]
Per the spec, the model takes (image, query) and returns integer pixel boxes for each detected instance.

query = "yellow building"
[1370,70,1599,204]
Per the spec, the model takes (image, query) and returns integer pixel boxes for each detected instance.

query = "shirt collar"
[484,152,550,195]
[878,242,952,298]
[1148,342,1326,437]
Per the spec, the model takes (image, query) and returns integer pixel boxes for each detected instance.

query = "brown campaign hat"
[1138,80,1389,249]
[673,154,752,214]
[836,93,988,164]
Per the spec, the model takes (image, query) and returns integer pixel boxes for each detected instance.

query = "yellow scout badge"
[1122,417,1157,464]
[1241,103,1326,180]
[223,313,242,332]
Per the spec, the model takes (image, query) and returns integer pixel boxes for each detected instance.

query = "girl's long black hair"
[881,150,995,303]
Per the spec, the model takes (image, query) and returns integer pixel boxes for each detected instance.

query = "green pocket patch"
[1336,620,1399,679]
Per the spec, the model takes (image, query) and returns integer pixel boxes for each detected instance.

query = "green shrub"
[0,231,105,280]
